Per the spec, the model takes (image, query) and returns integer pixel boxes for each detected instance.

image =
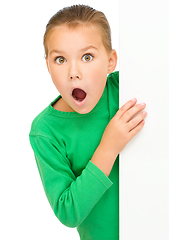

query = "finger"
[122,103,146,123]
[127,111,147,131]
[128,119,145,139]
[116,98,137,119]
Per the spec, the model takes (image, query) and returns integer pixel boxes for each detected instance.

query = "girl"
[29,5,147,240]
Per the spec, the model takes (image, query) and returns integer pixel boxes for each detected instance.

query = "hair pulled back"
[44,5,112,57]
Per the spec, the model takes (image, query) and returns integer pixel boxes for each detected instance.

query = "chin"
[75,106,95,115]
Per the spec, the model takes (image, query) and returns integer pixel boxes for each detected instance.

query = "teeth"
[73,94,83,102]
[72,94,77,100]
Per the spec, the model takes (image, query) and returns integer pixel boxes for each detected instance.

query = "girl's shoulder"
[107,71,119,85]
[29,106,51,137]
[107,71,119,91]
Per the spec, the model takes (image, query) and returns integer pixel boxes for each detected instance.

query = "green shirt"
[29,71,119,240]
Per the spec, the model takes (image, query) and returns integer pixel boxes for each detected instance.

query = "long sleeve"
[29,134,113,228]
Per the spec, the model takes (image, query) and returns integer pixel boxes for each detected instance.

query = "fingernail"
[140,103,145,107]
[142,111,147,115]
[132,98,136,102]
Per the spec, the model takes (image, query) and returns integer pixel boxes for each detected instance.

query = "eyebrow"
[49,45,98,55]
[80,45,98,52]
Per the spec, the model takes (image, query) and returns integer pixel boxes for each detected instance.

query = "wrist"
[91,144,118,177]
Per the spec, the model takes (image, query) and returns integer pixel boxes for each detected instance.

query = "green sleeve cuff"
[86,161,113,189]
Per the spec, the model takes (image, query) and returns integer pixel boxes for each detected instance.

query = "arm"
[91,98,147,176]
[29,134,112,228]
[30,98,146,227]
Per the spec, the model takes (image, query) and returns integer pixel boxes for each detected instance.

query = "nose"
[69,61,82,80]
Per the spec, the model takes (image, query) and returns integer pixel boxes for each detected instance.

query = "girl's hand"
[100,98,147,156]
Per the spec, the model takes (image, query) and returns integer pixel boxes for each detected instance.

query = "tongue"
[72,88,86,101]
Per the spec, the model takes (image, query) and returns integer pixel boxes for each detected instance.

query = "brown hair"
[44,5,112,57]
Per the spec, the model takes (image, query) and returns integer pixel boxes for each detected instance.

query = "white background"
[0,1,119,239]
[120,0,169,239]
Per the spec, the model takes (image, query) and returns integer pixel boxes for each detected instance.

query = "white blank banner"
[120,1,169,239]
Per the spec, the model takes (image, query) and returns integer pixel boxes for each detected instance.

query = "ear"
[46,57,51,74]
[108,49,117,74]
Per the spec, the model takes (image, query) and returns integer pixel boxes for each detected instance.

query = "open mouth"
[72,88,87,102]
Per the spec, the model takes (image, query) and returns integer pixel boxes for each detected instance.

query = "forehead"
[47,24,105,54]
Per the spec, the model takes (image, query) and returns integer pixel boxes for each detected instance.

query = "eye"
[55,56,66,64]
[82,54,93,62]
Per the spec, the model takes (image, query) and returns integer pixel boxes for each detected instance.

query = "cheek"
[91,58,108,76]
[51,73,59,87]
[49,66,65,87]
[50,73,63,94]
[90,65,108,86]
[87,61,107,79]
[88,74,107,100]
[85,64,107,93]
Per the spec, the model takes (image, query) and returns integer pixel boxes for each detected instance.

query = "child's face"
[46,24,117,114]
